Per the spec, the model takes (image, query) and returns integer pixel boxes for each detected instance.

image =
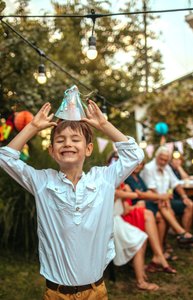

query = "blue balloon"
[155,122,169,135]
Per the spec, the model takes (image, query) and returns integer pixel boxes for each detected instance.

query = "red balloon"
[14,111,34,131]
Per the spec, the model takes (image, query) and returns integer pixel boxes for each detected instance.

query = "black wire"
[0,18,92,92]
[1,7,193,18]
[0,18,123,109]
[90,9,96,36]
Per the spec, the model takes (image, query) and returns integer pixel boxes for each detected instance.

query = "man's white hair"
[155,146,171,158]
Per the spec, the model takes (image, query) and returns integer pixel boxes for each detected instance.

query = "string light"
[87,36,97,60]
[2,7,193,19]
[173,150,181,159]
[86,10,98,60]
[37,64,47,84]
[139,135,147,149]
[1,16,126,116]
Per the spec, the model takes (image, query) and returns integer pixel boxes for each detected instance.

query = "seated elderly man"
[141,146,193,233]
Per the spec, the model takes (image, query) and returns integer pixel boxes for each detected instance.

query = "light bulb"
[173,151,181,159]
[37,64,47,84]
[139,140,147,149]
[87,47,98,60]
[139,136,147,149]
[87,36,98,60]
[37,73,47,84]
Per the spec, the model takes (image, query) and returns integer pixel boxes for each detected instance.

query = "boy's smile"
[49,126,93,169]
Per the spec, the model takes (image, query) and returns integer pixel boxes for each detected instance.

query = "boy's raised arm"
[82,100,128,142]
[8,103,57,151]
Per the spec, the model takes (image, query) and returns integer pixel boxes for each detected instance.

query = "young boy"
[0,100,144,299]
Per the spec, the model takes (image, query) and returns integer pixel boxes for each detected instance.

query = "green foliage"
[0,169,37,253]
[146,78,193,143]
[0,0,163,253]
[142,76,193,173]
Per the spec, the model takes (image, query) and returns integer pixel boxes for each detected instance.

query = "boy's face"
[49,126,93,168]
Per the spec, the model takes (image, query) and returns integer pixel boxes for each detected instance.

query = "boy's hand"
[83,99,127,142]
[31,103,57,131]
[82,100,108,130]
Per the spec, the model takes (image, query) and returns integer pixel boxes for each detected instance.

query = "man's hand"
[158,199,170,208]
[160,193,172,202]
[135,189,145,198]
[183,197,192,206]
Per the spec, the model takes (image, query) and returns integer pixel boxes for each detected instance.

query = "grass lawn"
[1,237,193,300]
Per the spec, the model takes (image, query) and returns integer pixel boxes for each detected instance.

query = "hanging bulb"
[37,64,47,84]
[173,150,181,159]
[87,36,98,60]
[139,136,147,149]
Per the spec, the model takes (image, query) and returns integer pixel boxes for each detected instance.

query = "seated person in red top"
[116,182,145,231]
[125,162,193,251]
[109,152,176,274]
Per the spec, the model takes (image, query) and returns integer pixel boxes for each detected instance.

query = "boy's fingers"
[85,107,92,118]
[47,113,54,121]
[87,103,94,115]
[41,102,50,111]
[44,104,52,116]
[50,122,58,127]
[88,100,100,111]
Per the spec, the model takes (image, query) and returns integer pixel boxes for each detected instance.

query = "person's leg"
[132,242,159,291]
[181,200,193,232]
[144,209,176,272]
[155,211,167,251]
[171,198,193,232]
[159,206,192,236]
[145,202,167,251]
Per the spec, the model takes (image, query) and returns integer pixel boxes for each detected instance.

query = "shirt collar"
[58,170,85,182]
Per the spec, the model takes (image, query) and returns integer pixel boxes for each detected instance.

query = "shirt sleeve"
[99,137,144,188]
[0,146,46,195]
[167,165,181,189]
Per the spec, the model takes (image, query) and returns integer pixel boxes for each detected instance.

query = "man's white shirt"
[141,159,180,194]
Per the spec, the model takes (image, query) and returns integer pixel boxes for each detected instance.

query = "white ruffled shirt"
[0,137,144,285]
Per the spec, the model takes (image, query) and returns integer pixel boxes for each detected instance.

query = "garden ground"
[1,236,193,300]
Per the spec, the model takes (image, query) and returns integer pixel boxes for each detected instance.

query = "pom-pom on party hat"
[55,85,87,120]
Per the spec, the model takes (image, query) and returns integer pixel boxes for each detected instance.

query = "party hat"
[55,85,87,120]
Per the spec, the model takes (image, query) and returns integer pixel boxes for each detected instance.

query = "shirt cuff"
[114,136,138,150]
[0,146,21,159]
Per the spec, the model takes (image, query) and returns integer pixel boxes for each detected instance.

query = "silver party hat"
[55,85,87,120]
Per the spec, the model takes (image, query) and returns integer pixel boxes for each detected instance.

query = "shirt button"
[76,207,80,211]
